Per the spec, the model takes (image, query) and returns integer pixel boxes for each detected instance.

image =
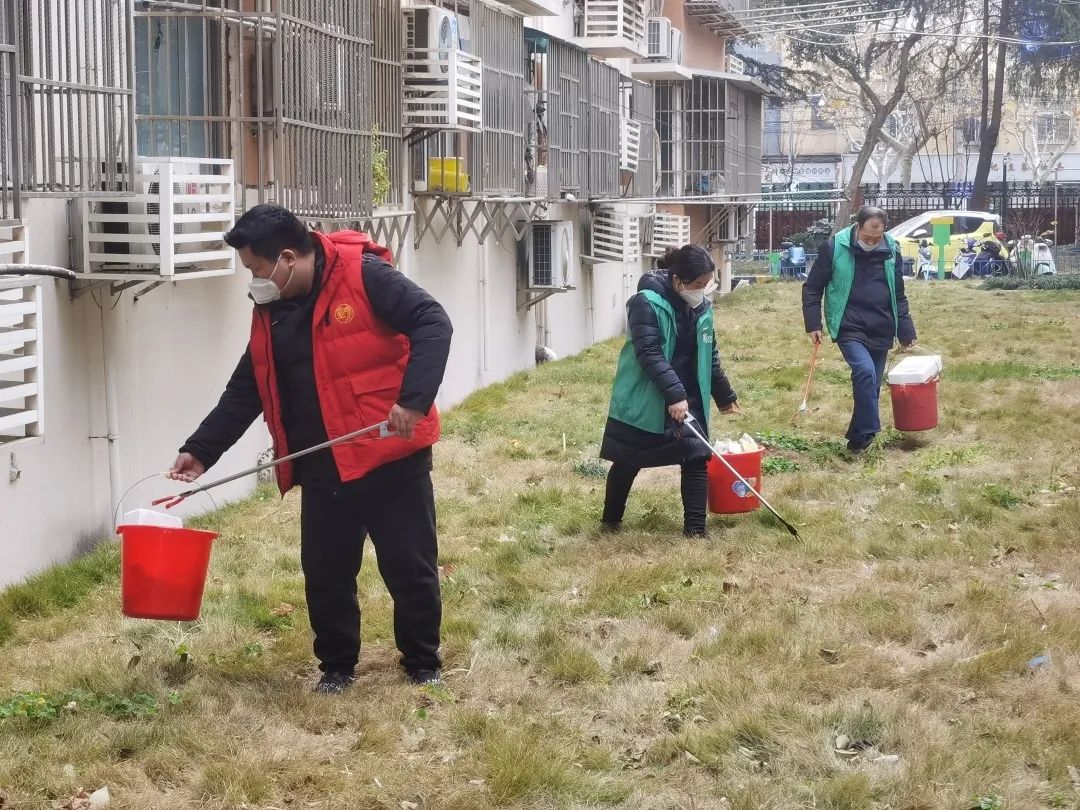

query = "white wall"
[401,203,641,408]
[0,199,268,588]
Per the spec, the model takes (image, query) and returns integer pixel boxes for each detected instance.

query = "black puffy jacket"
[600,272,737,469]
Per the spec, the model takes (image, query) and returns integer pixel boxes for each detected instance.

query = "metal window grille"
[373,0,403,206]
[656,76,728,197]
[134,1,373,218]
[468,0,524,196]
[626,78,656,197]
[0,5,20,222]
[525,29,622,200]
[15,0,134,196]
[588,58,619,198]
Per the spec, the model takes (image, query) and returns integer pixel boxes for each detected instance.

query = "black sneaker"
[406,668,442,686]
[683,527,709,539]
[313,670,355,694]
[600,520,622,533]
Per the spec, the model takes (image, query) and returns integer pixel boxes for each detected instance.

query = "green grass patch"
[981,275,1080,291]
[762,456,800,474]
[0,541,119,646]
[949,361,1080,382]
[0,688,176,722]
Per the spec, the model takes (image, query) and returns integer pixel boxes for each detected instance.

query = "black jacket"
[181,249,453,489]
[600,272,737,469]
[802,230,916,352]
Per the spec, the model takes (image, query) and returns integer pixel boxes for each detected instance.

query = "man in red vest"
[167,204,453,693]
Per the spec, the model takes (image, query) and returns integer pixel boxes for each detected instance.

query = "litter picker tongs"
[152,420,394,509]
[681,413,801,539]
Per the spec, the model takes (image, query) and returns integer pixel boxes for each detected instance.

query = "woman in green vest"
[600,245,741,538]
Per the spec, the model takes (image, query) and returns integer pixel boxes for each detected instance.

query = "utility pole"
[1053,162,1061,245]
[1001,152,1010,234]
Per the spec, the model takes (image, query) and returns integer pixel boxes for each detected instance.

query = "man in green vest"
[802,206,917,454]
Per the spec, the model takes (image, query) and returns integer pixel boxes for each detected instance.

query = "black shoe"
[313,670,355,694]
[407,668,442,686]
[847,438,873,456]
[600,520,622,533]
[683,526,709,539]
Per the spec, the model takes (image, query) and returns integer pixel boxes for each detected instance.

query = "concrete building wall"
[1,199,268,588]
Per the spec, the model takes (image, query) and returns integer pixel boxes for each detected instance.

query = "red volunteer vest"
[249,230,440,494]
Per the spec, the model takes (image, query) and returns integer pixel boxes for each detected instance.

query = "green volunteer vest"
[824,227,899,340]
[608,290,714,434]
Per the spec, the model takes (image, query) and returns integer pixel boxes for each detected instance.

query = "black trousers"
[602,459,709,534]
[299,470,441,675]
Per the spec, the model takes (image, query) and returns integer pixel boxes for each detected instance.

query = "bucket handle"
[113,473,219,532]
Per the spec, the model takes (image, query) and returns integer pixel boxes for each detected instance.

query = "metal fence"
[16,0,134,197]
[860,183,1080,245]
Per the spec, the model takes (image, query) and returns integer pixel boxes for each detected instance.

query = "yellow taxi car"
[888,210,1004,266]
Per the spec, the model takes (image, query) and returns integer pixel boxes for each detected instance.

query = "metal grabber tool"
[681,413,801,539]
[153,420,394,509]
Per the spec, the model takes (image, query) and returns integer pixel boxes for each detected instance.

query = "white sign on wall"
[762,161,838,186]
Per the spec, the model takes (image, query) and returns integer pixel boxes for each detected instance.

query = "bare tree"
[740,0,976,229]
[1002,98,1078,184]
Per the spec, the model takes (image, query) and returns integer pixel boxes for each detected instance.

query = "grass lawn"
[2,282,1080,810]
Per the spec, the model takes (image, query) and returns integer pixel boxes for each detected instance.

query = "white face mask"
[248,254,294,305]
[678,278,717,308]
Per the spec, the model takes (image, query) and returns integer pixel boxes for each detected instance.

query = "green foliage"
[0,689,166,722]
[982,274,1080,291]
[372,126,392,208]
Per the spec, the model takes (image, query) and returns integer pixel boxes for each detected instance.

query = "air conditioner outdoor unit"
[122,161,203,261]
[81,158,235,278]
[527,220,574,290]
[646,17,672,60]
[407,6,461,74]
[592,205,641,262]
[669,28,684,64]
[651,212,691,254]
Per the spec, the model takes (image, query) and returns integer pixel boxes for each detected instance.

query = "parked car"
[888,210,1003,266]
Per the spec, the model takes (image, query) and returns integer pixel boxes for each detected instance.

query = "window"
[1035,113,1072,144]
[956,116,981,146]
[953,215,990,235]
[808,94,834,131]
[134,17,210,158]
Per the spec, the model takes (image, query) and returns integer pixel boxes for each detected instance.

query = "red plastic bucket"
[118,525,218,621]
[707,449,763,514]
[889,377,939,432]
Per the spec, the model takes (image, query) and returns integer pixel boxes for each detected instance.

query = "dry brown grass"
[2,282,1080,809]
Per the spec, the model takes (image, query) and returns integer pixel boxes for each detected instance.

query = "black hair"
[224,204,314,261]
[855,206,888,228]
[657,244,715,284]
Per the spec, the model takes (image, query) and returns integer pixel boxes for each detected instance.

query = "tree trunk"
[900,151,915,189]
[971,0,1009,209]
